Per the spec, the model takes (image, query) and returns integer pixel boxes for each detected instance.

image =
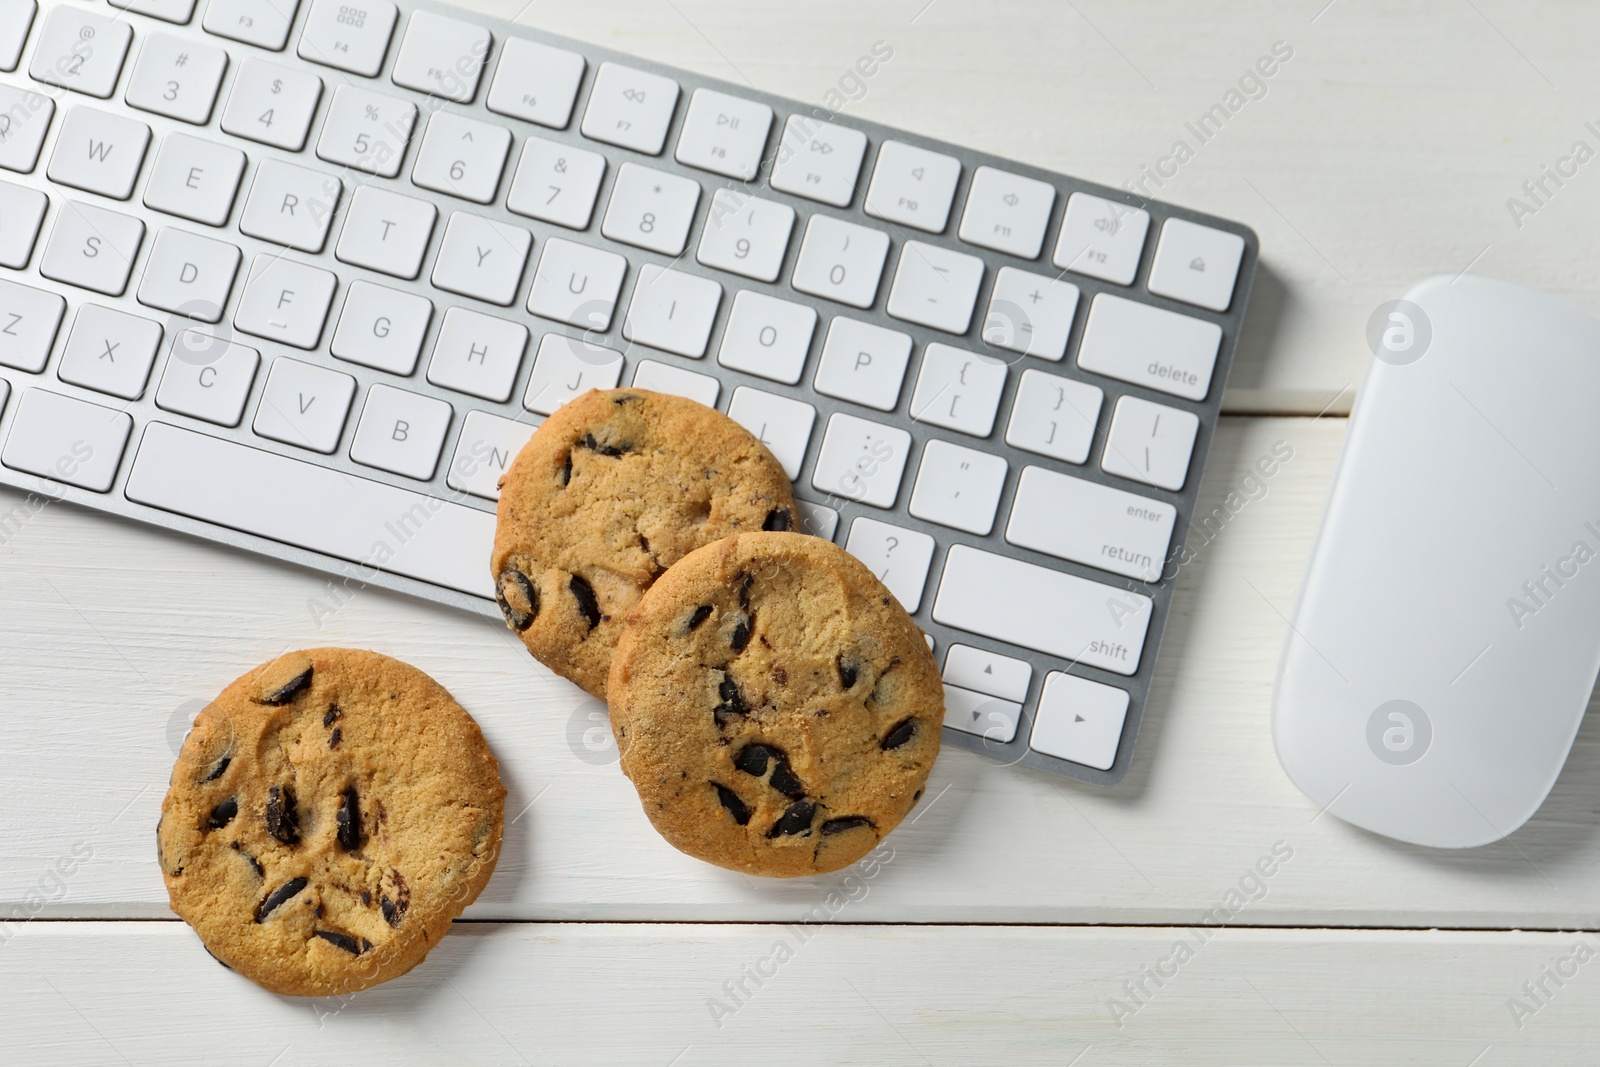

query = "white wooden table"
[6,1,1600,1062]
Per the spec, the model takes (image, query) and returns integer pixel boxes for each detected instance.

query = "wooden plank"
[485,0,1600,412]
[10,415,1600,928]
[4,922,1598,1064]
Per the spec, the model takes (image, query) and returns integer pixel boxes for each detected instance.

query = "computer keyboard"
[0,0,1257,785]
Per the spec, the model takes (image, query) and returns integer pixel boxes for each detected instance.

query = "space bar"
[125,422,495,600]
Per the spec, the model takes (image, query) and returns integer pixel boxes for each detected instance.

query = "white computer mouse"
[1273,274,1600,848]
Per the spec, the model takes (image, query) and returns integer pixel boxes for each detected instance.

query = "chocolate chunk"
[685,605,713,631]
[713,675,750,726]
[260,665,313,705]
[380,894,407,928]
[328,727,342,750]
[579,433,629,457]
[254,877,308,922]
[323,706,341,727]
[203,945,234,972]
[763,507,793,532]
[559,452,572,487]
[496,569,539,631]
[206,797,238,830]
[713,783,752,825]
[360,890,371,907]
[881,719,916,750]
[730,616,751,652]
[773,666,788,686]
[821,815,875,835]
[735,744,806,799]
[265,785,301,846]
[768,759,806,800]
[201,756,231,783]
[837,656,859,690]
[336,787,364,852]
[614,393,641,405]
[230,842,264,878]
[569,575,602,629]
[768,800,816,837]
[312,929,370,955]
[738,573,754,611]
[734,744,771,777]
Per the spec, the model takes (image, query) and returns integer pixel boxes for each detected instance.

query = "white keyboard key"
[908,439,1007,535]
[252,356,356,453]
[887,241,985,334]
[203,0,300,51]
[726,386,814,480]
[411,111,510,204]
[1009,465,1175,582]
[698,189,794,283]
[810,412,911,508]
[601,162,700,256]
[239,159,343,253]
[958,166,1055,259]
[142,134,245,227]
[335,186,437,279]
[1,388,130,491]
[630,359,720,407]
[0,279,65,372]
[127,422,494,596]
[448,409,539,500]
[791,214,889,309]
[1030,672,1130,771]
[525,237,627,330]
[1077,293,1221,401]
[29,6,131,98]
[40,202,145,296]
[0,378,7,415]
[56,305,162,400]
[943,644,1031,703]
[350,383,452,480]
[221,60,322,151]
[1005,367,1103,465]
[844,517,934,612]
[813,316,911,411]
[796,500,838,541]
[984,267,1079,361]
[717,290,816,385]
[1101,395,1200,492]
[330,280,433,375]
[942,684,1021,745]
[391,10,490,103]
[864,140,961,233]
[0,180,47,268]
[112,0,198,24]
[623,264,722,358]
[506,136,605,229]
[0,0,36,71]
[155,332,259,426]
[430,212,532,306]
[317,85,415,178]
[136,227,242,323]
[1147,217,1246,312]
[297,0,396,76]
[581,61,679,155]
[0,84,52,172]
[47,107,150,200]
[522,333,624,415]
[426,306,528,402]
[125,33,228,124]
[487,37,584,129]
[675,87,772,180]
[909,343,1007,437]
[769,116,867,207]
[934,544,1153,674]
[233,254,337,349]
[1054,192,1150,285]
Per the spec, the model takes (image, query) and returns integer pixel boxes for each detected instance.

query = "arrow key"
[1029,671,1130,771]
[943,643,1032,703]
[942,684,1020,744]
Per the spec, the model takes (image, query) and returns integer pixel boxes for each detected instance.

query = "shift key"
[931,544,1152,675]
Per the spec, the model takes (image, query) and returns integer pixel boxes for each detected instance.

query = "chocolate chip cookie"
[157,649,506,996]
[608,532,943,877]
[492,388,797,698]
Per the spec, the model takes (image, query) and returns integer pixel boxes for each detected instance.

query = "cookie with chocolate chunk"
[157,649,505,996]
[608,532,943,877]
[491,388,797,698]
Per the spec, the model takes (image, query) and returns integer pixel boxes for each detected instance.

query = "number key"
[601,162,700,256]
[580,61,680,155]
[698,188,795,283]
[316,85,416,178]
[411,111,511,204]
[506,136,606,229]
[28,5,132,99]
[221,59,323,151]
[791,214,890,309]
[125,33,229,125]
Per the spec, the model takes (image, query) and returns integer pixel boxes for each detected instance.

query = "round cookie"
[608,532,943,877]
[492,388,797,698]
[157,649,506,996]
